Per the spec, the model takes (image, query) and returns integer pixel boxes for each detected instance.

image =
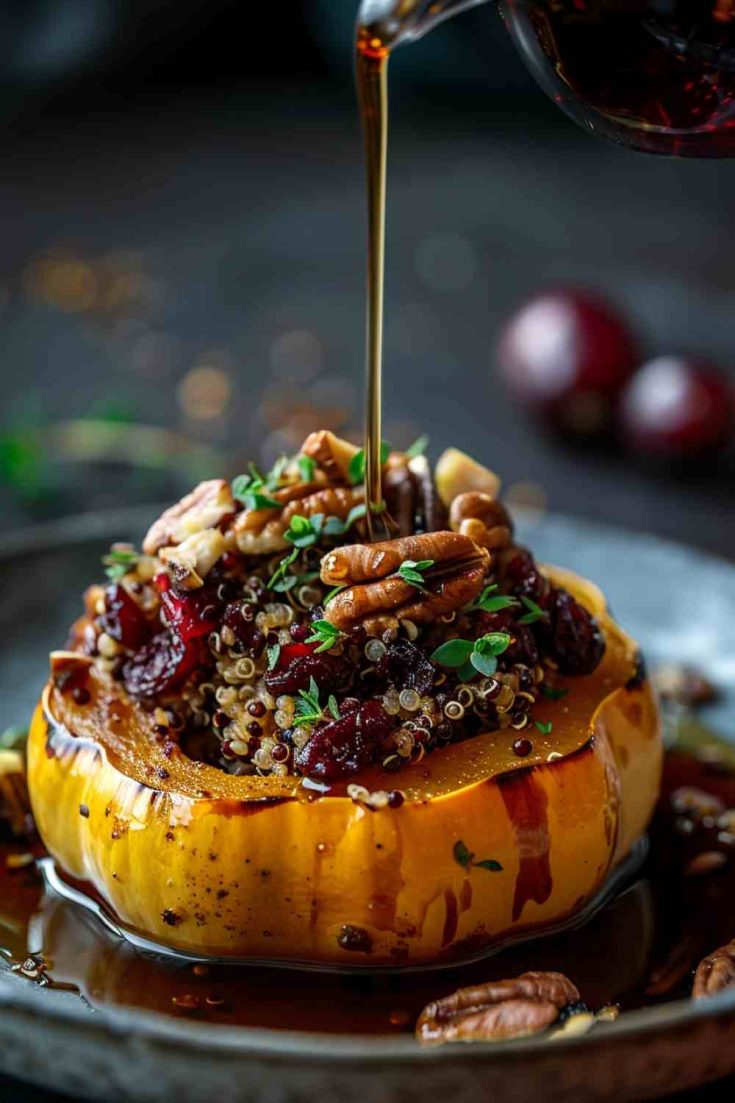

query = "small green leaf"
[231,473,280,511]
[284,513,324,548]
[266,455,290,489]
[268,548,299,591]
[535,720,553,735]
[405,434,429,460]
[470,651,498,677]
[0,726,28,751]
[474,632,511,658]
[431,639,475,668]
[518,596,546,625]
[477,595,518,614]
[541,684,569,701]
[266,645,281,672]
[395,558,435,591]
[457,659,479,682]
[348,441,391,485]
[297,455,316,483]
[475,858,503,872]
[102,546,140,581]
[305,620,342,653]
[327,695,341,721]
[453,840,473,868]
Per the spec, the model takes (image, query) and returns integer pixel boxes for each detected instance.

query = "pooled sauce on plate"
[3,743,734,1034]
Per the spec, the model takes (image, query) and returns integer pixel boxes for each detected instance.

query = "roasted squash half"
[28,566,661,968]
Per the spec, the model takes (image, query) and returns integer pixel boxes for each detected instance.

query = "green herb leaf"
[348,441,392,486]
[0,726,28,751]
[431,639,475,668]
[535,720,553,735]
[327,696,341,721]
[474,632,512,658]
[322,505,366,538]
[266,455,290,490]
[475,858,503,872]
[231,473,280,511]
[297,455,316,483]
[268,548,299,591]
[475,591,518,614]
[294,677,324,728]
[395,558,435,591]
[470,651,498,677]
[102,546,140,581]
[405,434,429,460]
[457,659,478,683]
[266,645,281,672]
[518,596,546,625]
[305,620,342,653]
[453,840,473,868]
[541,684,569,701]
[284,513,324,549]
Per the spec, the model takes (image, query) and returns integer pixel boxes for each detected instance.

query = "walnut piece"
[450,492,514,551]
[234,485,364,556]
[159,529,225,590]
[435,448,501,508]
[693,941,735,999]
[143,480,235,555]
[417,972,580,1046]
[0,750,31,839]
[321,531,489,634]
[301,430,359,485]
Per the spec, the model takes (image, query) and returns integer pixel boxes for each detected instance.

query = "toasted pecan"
[143,480,236,555]
[234,486,364,556]
[450,492,514,551]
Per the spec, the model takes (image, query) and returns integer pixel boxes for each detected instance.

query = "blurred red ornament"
[498,289,638,435]
[620,357,735,458]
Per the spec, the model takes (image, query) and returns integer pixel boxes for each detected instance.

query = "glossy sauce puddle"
[3,743,735,1033]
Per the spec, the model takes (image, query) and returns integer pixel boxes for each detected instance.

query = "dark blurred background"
[1,0,735,558]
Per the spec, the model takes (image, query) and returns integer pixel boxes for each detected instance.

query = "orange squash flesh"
[27,566,662,968]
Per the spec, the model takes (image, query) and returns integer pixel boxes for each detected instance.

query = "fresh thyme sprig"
[518,596,546,625]
[431,631,512,682]
[305,620,343,653]
[231,471,281,511]
[102,546,140,581]
[394,559,435,591]
[470,584,518,614]
[293,677,340,728]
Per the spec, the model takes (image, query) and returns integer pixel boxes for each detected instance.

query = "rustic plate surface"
[1,508,735,1103]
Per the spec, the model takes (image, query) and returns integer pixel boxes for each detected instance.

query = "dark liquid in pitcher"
[502,0,735,155]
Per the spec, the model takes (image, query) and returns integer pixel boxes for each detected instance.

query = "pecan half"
[450,492,514,551]
[301,430,359,485]
[0,750,31,839]
[143,480,235,555]
[693,940,735,999]
[234,486,364,556]
[321,531,489,634]
[417,972,580,1046]
[159,529,225,590]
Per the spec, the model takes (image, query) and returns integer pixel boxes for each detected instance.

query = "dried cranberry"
[221,600,265,656]
[540,588,605,676]
[502,548,548,603]
[101,584,151,651]
[160,580,221,642]
[290,623,311,643]
[376,639,436,695]
[123,632,205,699]
[265,653,352,696]
[296,699,395,780]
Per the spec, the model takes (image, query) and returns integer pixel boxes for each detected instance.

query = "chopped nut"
[301,430,359,485]
[449,492,514,551]
[653,664,717,708]
[0,751,31,838]
[143,480,235,555]
[159,529,226,589]
[435,448,501,508]
[416,972,579,1046]
[321,531,489,634]
[234,486,363,556]
[693,940,735,999]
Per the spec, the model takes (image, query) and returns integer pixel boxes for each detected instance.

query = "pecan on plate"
[450,492,514,552]
[693,940,735,999]
[234,486,364,556]
[321,531,489,635]
[143,480,236,555]
[0,750,31,839]
[416,971,580,1046]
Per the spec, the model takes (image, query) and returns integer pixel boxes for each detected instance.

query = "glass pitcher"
[359,0,735,156]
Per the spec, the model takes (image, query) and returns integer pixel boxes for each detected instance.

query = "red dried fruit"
[222,601,265,656]
[475,609,539,668]
[376,639,436,695]
[101,584,151,651]
[541,588,605,676]
[158,577,221,642]
[123,632,204,699]
[295,698,395,780]
[265,653,352,697]
[502,548,549,603]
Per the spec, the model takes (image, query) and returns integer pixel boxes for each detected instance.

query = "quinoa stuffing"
[72,431,605,783]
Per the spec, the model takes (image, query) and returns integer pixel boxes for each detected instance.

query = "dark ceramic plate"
[2,509,735,1103]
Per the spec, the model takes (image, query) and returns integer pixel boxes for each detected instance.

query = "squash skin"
[27,567,662,968]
